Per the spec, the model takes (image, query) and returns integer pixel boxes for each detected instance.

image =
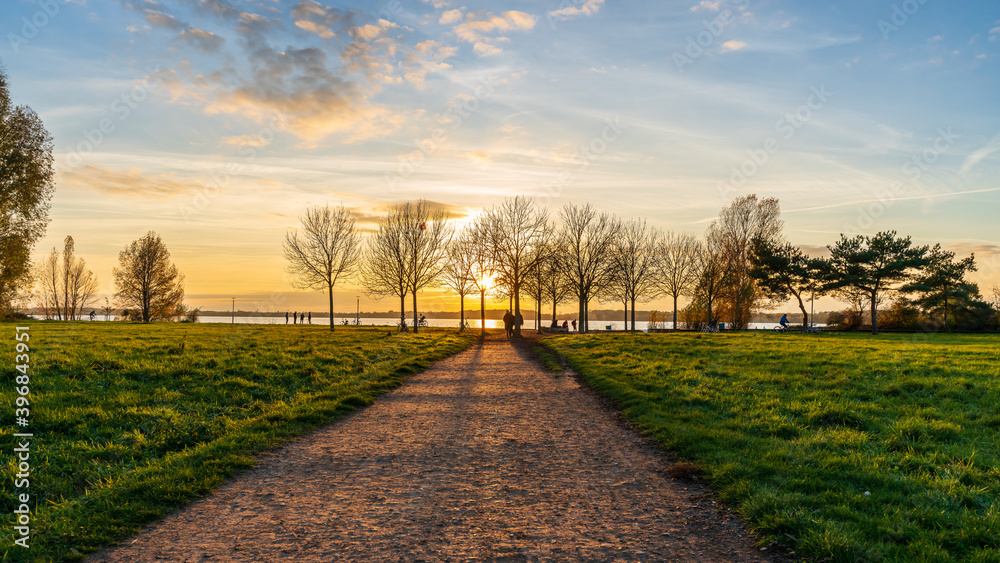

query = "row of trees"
[36,231,185,322]
[285,194,995,336]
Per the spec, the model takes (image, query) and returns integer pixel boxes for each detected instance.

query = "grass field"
[1,322,476,562]
[544,332,1000,563]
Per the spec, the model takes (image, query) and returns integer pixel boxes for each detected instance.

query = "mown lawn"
[1,322,476,562]
[544,332,1000,563]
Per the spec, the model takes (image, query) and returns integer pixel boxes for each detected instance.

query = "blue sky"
[2,0,999,311]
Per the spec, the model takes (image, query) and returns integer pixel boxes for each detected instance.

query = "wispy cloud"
[549,0,605,21]
[960,132,1000,174]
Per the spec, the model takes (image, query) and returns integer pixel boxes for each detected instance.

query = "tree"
[556,203,620,333]
[608,219,660,332]
[113,231,185,322]
[361,200,450,333]
[822,231,927,335]
[402,200,451,333]
[467,221,496,334]
[710,195,784,329]
[750,239,821,327]
[37,236,99,320]
[693,228,730,328]
[902,244,977,332]
[283,204,360,332]
[655,231,701,331]
[480,196,551,337]
[542,253,572,328]
[442,229,477,331]
[0,63,55,315]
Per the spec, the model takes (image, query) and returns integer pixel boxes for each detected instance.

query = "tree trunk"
[672,294,679,331]
[400,294,406,331]
[480,289,486,335]
[513,281,521,338]
[536,294,542,334]
[328,285,335,332]
[794,290,808,328]
[631,297,637,333]
[551,297,557,328]
[412,291,419,334]
[943,294,950,333]
[870,291,879,335]
[459,293,465,331]
[623,297,628,331]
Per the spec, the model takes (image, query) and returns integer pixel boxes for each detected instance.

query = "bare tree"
[442,228,477,331]
[37,235,99,320]
[521,233,554,333]
[362,207,411,330]
[283,204,360,332]
[113,231,184,322]
[609,219,660,332]
[711,195,784,328]
[542,253,573,328]
[362,200,450,333]
[480,196,551,337]
[403,200,451,333]
[693,228,730,328]
[656,231,701,330]
[556,203,620,333]
[467,220,496,334]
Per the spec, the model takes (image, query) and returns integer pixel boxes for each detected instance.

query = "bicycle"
[417,318,429,328]
[802,325,822,334]
[701,324,719,333]
[773,325,789,333]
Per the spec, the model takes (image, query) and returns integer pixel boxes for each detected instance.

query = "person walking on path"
[502,310,514,338]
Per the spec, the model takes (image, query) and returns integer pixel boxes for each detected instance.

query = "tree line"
[285,194,998,336]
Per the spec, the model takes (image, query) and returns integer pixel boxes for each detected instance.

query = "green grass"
[532,345,564,373]
[543,332,1000,562]
[1,322,476,562]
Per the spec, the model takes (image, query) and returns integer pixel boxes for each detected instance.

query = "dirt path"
[90,335,782,562]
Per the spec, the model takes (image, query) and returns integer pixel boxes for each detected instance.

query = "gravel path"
[90,334,781,562]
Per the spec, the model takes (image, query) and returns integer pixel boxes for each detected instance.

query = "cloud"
[144,9,186,31]
[294,20,335,39]
[452,10,536,56]
[990,26,1000,41]
[221,134,272,148]
[548,0,604,21]
[721,40,746,52]
[404,40,456,87]
[959,132,1000,175]
[690,1,720,12]
[178,28,226,52]
[60,165,200,198]
[439,9,463,25]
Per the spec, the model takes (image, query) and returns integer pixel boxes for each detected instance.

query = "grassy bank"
[544,332,1000,562]
[1,322,476,562]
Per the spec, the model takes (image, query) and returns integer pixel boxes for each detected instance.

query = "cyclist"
[779,313,789,331]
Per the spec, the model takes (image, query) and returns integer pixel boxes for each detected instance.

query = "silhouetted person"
[308,312,311,324]
[572,319,577,331]
[502,310,513,338]
[300,312,305,324]
[514,311,523,335]
[285,312,289,324]
[293,311,297,324]
[562,320,569,330]
[89,310,96,321]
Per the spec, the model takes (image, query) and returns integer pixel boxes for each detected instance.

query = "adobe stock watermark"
[843,127,959,233]
[6,0,71,54]
[64,67,164,169]
[384,74,499,192]
[717,85,834,199]
[535,116,627,206]
[672,0,751,72]
[878,0,931,41]
[178,112,288,221]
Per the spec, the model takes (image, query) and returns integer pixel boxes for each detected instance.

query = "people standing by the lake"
[89,310,96,321]
[293,311,297,324]
[308,312,311,324]
[285,312,289,324]
[300,312,305,324]
[572,319,577,332]
[562,320,569,330]
[503,310,513,338]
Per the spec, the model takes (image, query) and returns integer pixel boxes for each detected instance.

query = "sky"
[2,0,999,314]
